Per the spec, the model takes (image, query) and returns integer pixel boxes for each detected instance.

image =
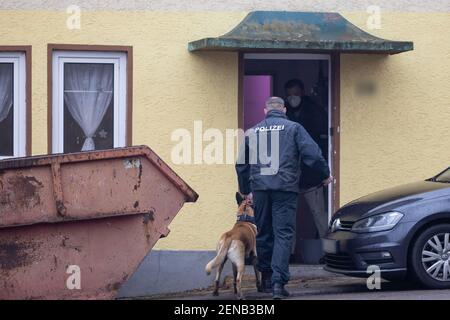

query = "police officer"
[236,97,331,299]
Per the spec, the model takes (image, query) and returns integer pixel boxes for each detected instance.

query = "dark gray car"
[323,167,450,289]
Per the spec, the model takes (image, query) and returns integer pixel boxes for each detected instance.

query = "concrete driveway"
[147,265,450,300]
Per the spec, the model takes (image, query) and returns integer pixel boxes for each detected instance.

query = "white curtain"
[64,64,113,151]
[0,64,13,123]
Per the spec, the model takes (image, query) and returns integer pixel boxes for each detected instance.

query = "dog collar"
[237,214,255,224]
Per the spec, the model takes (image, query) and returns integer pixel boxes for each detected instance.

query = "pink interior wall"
[243,75,272,131]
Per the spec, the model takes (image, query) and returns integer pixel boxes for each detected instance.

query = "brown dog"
[205,192,260,299]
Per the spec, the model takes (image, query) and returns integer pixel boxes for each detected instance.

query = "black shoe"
[272,283,290,300]
[258,272,272,293]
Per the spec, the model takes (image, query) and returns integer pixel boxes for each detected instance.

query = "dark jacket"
[286,95,329,189]
[235,110,330,194]
[286,95,327,143]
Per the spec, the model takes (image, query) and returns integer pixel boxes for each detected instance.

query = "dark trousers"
[253,190,298,285]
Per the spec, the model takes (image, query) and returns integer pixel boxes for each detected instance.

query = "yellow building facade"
[0,5,449,254]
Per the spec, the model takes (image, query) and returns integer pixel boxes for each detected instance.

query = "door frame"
[237,52,341,215]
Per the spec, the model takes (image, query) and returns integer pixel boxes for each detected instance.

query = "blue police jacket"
[236,109,330,194]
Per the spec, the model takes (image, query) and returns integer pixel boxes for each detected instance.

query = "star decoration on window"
[98,129,108,139]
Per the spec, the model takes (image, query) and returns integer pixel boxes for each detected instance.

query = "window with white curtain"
[0,52,26,159]
[52,51,127,153]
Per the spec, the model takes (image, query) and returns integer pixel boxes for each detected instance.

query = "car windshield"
[434,168,450,183]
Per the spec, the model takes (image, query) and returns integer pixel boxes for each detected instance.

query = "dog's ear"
[236,192,244,205]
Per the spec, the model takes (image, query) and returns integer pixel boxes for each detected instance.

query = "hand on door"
[322,176,333,186]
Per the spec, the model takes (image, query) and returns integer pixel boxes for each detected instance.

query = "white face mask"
[287,95,301,108]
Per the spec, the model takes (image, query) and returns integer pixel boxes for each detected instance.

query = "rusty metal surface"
[0,213,175,299]
[0,145,198,228]
[188,11,413,54]
[0,145,198,299]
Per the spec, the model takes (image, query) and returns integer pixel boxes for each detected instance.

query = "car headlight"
[351,211,404,233]
[330,218,341,233]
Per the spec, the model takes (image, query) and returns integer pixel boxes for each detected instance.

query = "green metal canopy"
[188,11,413,54]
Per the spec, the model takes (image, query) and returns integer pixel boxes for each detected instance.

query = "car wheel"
[410,224,450,289]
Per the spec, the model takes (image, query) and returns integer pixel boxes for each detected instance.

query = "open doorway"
[241,53,334,264]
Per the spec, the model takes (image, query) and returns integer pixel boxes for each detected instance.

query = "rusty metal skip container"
[0,146,198,299]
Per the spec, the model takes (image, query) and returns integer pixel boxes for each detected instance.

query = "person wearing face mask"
[284,78,330,242]
[284,78,327,146]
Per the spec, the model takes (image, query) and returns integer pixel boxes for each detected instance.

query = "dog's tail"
[205,238,232,275]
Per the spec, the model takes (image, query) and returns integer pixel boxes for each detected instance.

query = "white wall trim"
[0,0,448,12]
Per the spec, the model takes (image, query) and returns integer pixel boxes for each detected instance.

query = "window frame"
[48,44,132,154]
[0,48,30,159]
